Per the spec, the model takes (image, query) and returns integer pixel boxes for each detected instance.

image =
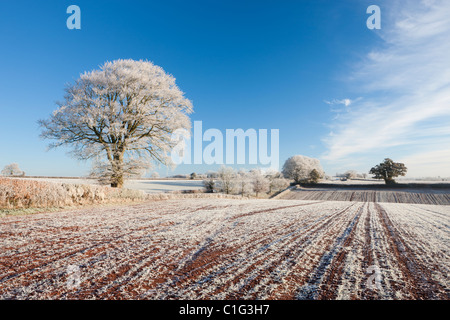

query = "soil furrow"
[375,203,447,299]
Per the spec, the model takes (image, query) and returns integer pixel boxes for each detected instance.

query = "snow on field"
[325,179,386,185]
[124,179,204,193]
[280,188,450,205]
[0,199,448,300]
[16,178,205,194]
[326,179,449,185]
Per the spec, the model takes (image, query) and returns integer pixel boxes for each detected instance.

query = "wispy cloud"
[324,98,353,108]
[324,98,363,120]
[322,0,450,177]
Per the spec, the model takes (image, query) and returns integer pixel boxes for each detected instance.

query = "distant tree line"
[202,166,290,197]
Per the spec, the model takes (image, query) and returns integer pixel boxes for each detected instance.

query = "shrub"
[0,178,147,210]
[309,169,321,184]
[203,178,216,193]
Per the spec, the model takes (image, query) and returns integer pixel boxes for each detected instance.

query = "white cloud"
[322,0,450,177]
[324,98,353,107]
[324,98,363,120]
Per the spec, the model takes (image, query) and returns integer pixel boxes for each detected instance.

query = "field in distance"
[13,177,450,202]
[278,183,450,205]
[12,177,205,194]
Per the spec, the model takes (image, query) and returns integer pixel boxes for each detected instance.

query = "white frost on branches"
[204,166,288,197]
[1,163,24,176]
[39,59,193,187]
[215,166,237,195]
[249,169,270,197]
[282,155,324,184]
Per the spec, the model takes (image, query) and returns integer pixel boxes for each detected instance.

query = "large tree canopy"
[282,155,324,184]
[369,158,407,184]
[39,59,193,187]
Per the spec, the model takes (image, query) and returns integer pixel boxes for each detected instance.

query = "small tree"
[203,178,215,193]
[190,172,197,180]
[1,163,24,176]
[249,169,270,197]
[344,170,358,180]
[151,172,160,179]
[309,169,321,184]
[266,169,289,193]
[369,158,407,184]
[216,166,236,194]
[234,170,253,197]
[271,177,290,193]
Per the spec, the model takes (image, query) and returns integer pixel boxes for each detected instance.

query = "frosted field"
[325,179,449,185]
[280,188,450,205]
[0,198,448,300]
[18,177,450,195]
[17,178,205,194]
[124,179,204,193]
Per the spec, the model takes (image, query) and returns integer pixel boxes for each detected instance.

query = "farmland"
[278,185,450,205]
[10,177,205,194]
[1,198,448,300]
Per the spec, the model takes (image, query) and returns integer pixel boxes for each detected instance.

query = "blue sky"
[0,0,449,178]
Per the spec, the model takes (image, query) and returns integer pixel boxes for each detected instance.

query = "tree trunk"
[384,178,396,185]
[110,151,124,188]
[111,175,124,188]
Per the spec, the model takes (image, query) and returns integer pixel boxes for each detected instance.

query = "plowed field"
[278,188,450,205]
[1,199,448,299]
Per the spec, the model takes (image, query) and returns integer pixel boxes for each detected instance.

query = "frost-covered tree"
[234,170,253,196]
[271,177,290,192]
[265,169,289,194]
[282,155,324,184]
[344,170,358,180]
[369,158,407,184]
[151,172,160,179]
[1,163,24,176]
[215,166,236,194]
[39,59,193,188]
[249,169,270,197]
